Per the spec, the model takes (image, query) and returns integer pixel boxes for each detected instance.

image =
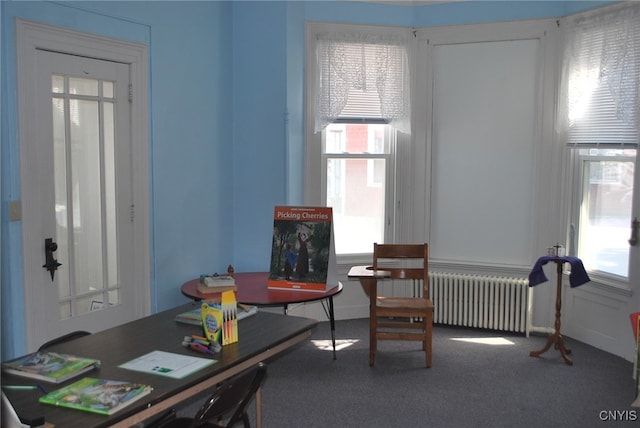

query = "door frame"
[16,18,150,351]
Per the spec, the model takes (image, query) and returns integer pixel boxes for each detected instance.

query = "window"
[573,149,635,277]
[560,3,640,279]
[323,123,394,254]
[305,23,410,256]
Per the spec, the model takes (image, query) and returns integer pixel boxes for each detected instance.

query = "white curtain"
[314,32,411,134]
[557,2,640,140]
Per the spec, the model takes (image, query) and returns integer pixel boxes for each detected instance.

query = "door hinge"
[128,84,133,103]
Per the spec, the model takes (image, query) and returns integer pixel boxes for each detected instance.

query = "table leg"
[529,261,573,365]
[328,296,336,360]
[256,387,262,428]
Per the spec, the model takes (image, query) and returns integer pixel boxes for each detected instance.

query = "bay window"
[560,3,640,281]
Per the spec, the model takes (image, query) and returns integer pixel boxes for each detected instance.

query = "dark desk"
[181,272,343,359]
[2,303,317,428]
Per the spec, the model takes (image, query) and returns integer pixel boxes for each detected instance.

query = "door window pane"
[69,77,98,96]
[51,74,120,319]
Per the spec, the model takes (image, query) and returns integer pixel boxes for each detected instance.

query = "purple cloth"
[528,256,590,287]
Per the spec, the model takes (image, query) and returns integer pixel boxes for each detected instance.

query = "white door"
[17,20,150,352]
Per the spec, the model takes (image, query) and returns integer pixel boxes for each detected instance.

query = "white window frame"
[567,148,635,290]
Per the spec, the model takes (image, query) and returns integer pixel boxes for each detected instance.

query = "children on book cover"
[268,206,337,292]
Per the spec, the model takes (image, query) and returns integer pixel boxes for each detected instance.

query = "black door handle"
[629,217,639,247]
[43,238,62,281]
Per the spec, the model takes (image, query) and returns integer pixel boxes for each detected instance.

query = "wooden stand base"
[530,331,573,365]
[530,260,574,366]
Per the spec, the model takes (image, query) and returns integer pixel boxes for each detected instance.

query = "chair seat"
[376,296,434,311]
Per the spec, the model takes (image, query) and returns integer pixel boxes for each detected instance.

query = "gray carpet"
[178,317,638,427]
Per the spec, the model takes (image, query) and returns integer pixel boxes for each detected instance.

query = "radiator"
[429,272,529,333]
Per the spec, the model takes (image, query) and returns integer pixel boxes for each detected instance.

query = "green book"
[39,377,152,415]
[1,351,100,384]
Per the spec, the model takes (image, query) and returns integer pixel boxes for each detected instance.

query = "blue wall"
[0,0,612,358]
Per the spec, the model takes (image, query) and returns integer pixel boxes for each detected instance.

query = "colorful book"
[39,377,152,415]
[268,206,337,292]
[1,351,100,384]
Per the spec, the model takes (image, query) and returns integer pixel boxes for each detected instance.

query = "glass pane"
[52,97,71,299]
[327,157,386,254]
[578,150,635,277]
[59,302,71,320]
[69,77,98,96]
[69,99,104,294]
[52,75,64,94]
[104,102,118,289]
[324,123,390,254]
[324,123,389,154]
[108,289,119,306]
[103,81,114,99]
[76,296,97,316]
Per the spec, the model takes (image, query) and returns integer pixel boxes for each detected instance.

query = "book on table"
[38,377,152,416]
[196,273,237,295]
[268,205,337,292]
[1,351,100,384]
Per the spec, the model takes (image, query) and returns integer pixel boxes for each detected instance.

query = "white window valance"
[314,31,411,134]
[557,2,640,147]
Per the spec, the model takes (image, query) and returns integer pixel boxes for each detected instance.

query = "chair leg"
[425,312,433,368]
[369,316,376,367]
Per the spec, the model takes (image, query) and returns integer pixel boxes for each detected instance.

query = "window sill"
[568,271,633,299]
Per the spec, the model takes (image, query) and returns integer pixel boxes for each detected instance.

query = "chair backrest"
[192,362,267,428]
[38,331,91,352]
[373,243,429,297]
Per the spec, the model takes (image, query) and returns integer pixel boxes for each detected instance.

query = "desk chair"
[37,331,91,352]
[370,243,433,367]
[157,362,268,428]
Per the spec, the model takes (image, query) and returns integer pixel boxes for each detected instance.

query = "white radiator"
[429,272,529,333]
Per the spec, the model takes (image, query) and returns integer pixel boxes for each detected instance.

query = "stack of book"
[196,274,237,295]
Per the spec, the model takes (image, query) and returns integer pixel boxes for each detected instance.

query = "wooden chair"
[156,362,268,428]
[369,243,433,367]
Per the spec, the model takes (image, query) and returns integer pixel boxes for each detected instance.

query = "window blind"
[314,32,410,133]
[561,3,640,148]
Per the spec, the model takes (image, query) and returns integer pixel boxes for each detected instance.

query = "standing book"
[39,377,152,415]
[268,206,337,292]
[1,351,100,384]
